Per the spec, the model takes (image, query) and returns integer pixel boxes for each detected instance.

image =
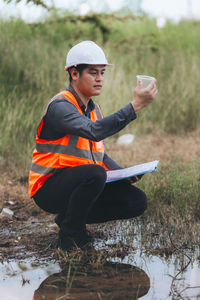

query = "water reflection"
[33,262,150,300]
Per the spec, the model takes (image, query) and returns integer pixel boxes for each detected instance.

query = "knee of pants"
[139,191,148,213]
[128,190,148,217]
[85,164,107,186]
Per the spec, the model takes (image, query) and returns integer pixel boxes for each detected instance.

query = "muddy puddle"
[0,259,60,299]
[1,249,200,299]
[1,215,200,299]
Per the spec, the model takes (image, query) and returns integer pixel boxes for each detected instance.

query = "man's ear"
[70,67,79,81]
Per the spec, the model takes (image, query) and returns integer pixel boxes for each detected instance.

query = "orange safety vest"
[29,90,107,197]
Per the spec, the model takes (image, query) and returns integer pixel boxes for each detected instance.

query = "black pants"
[33,164,147,237]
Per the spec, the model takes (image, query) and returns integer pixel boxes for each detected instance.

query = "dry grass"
[105,130,200,167]
[1,17,200,168]
[0,170,44,220]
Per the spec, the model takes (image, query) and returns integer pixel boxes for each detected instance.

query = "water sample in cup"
[136,75,155,89]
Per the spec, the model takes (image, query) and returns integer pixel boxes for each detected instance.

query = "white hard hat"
[65,41,112,70]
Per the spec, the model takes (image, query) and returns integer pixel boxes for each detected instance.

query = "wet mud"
[33,262,150,300]
[0,216,58,261]
[0,175,59,261]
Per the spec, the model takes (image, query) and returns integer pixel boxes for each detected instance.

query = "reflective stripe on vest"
[35,135,104,161]
[29,90,107,197]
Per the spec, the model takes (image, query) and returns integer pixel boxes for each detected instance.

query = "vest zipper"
[89,141,96,164]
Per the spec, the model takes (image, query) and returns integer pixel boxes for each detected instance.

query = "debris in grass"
[117,134,135,146]
[0,208,14,219]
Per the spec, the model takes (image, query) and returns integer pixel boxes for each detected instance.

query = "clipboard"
[106,160,159,183]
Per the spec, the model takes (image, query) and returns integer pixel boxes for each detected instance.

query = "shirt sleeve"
[103,153,122,170]
[41,99,137,142]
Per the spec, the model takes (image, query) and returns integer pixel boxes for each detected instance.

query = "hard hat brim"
[65,63,113,71]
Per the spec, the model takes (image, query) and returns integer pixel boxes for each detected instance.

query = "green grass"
[0,14,200,169]
[138,160,200,220]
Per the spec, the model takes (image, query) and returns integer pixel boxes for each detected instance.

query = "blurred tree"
[113,0,143,16]
[125,0,142,14]
[2,0,143,15]
[3,0,50,10]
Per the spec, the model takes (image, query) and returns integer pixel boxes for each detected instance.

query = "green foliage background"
[0,14,200,169]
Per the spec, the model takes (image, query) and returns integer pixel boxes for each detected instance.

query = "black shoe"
[82,230,95,243]
[57,231,94,251]
[55,214,64,227]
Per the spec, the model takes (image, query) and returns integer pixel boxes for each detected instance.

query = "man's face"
[74,65,106,98]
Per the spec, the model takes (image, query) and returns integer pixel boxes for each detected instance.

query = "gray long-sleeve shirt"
[39,85,137,170]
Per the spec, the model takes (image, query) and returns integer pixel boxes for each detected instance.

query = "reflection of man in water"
[29,41,158,251]
[33,262,150,300]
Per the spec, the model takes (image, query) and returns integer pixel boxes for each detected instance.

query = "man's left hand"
[126,174,144,184]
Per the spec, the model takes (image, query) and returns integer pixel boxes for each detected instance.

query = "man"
[29,41,158,251]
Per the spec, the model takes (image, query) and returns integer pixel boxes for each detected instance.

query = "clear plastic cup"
[136,75,155,89]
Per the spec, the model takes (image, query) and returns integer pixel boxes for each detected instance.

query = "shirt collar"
[67,84,95,113]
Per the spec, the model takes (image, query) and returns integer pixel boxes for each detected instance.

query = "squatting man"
[29,41,158,251]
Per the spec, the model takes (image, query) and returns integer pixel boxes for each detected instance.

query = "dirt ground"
[0,132,199,262]
[107,131,200,166]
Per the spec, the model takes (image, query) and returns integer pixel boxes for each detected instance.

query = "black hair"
[68,64,89,82]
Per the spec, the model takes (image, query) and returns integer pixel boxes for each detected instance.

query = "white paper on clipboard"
[106,160,159,183]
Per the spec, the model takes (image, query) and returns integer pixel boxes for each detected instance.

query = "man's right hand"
[131,80,158,113]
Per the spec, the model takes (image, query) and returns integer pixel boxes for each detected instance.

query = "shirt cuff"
[121,103,137,122]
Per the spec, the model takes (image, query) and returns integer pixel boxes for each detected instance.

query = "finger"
[138,80,142,89]
[151,80,157,90]
[151,87,158,96]
[145,81,156,93]
[152,88,158,97]
[138,174,143,179]
[129,176,137,183]
[152,79,157,87]
[149,85,157,94]
[148,80,156,89]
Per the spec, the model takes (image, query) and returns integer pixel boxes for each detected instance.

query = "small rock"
[0,208,14,219]
[8,201,15,206]
[117,134,135,146]
[48,223,58,230]
[13,215,23,221]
